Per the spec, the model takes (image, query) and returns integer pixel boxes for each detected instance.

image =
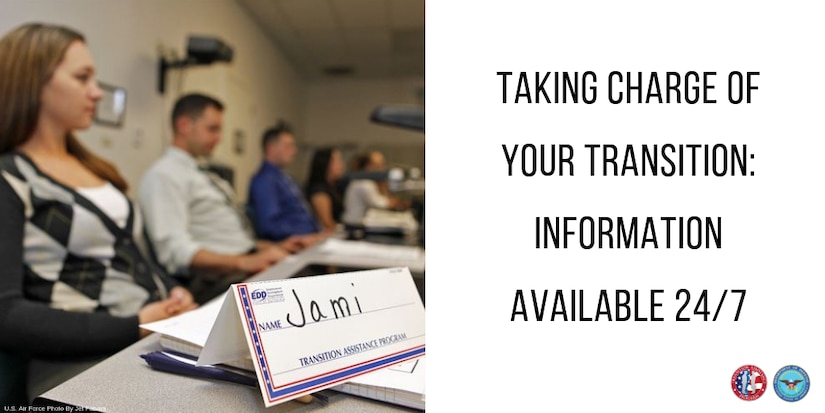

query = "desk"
[38,335,418,412]
[37,240,425,412]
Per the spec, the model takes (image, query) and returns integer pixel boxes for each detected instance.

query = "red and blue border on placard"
[237,284,426,403]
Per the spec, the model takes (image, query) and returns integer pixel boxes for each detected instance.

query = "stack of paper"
[141,296,255,371]
[362,209,419,232]
[316,238,423,262]
[332,358,425,410]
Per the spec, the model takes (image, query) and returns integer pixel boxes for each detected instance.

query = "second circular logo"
[774,365,809,402]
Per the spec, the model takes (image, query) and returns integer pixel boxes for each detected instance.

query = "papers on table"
[141,296,224,347]
[316,238,423,262]
[362,209,419,231]
[334,358,425,410]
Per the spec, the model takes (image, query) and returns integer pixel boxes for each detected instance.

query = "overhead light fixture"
[370,105,424,132]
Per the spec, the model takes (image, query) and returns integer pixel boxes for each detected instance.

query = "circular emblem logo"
[730,364,768,400]
[731,365,767,400]
[774,365,809,402]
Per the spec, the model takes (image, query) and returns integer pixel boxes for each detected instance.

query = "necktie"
[199,166,256,239]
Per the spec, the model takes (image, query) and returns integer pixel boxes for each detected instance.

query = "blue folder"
[140,350,257,386]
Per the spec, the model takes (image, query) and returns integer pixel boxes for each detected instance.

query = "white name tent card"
[198,267,426,407]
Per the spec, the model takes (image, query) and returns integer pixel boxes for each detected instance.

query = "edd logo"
[249,287,285,305]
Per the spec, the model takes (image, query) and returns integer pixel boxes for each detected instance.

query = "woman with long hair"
[0,23,196,399]
[305,147,345,232]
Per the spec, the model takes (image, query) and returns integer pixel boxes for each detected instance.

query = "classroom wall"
[300,77,425,183]
[0,0,304,201]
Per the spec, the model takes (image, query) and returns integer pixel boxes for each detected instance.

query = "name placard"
[198,267,425,407]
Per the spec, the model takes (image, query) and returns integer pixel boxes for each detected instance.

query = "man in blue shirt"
[249,122,325,244]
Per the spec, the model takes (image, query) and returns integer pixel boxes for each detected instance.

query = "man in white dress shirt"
[138,94,301,303]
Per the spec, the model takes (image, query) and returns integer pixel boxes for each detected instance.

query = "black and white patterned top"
[0,152,177,358]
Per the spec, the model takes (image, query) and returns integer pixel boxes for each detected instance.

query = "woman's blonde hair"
[0,23,127,191]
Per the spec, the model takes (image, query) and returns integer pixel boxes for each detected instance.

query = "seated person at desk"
[305,147,345,232]
[0,23,197,400]
[341,150,406,225]
[138,94,294,304]
[248,121,326,243]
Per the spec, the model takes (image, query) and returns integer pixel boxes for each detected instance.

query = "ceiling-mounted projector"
[186,36,233,64]
[158,35,234,94]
